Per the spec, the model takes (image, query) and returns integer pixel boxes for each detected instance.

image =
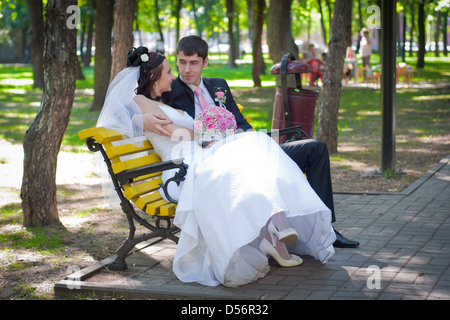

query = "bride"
[97,46,336,287]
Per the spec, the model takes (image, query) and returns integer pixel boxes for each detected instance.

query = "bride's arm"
[134,95,194,140]
[133,94,173,137]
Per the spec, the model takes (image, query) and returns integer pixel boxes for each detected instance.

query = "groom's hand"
[142,113,173,137]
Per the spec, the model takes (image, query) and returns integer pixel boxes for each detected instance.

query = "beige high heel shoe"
[259,238,303,267]
[267,220,298,244]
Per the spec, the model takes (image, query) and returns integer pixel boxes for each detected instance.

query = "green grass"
[363,52,450,82]
[0,55,449,153]
[0,203,69,253]
[0,64,100,150]
[336,85,450,166]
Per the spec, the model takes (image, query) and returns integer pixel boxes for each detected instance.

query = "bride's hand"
[142,113,173,137]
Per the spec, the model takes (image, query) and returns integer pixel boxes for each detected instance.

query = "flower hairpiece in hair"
[140,53,149,62]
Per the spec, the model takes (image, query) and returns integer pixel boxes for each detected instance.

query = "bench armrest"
[115,158,187,186]
[266,125,310,142]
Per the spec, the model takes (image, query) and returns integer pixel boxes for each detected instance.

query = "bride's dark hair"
[127,46,165,100]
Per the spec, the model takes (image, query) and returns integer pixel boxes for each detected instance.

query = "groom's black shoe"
[333,229,359,248]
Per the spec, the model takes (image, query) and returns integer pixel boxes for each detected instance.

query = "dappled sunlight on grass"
[75,88,95,95]
[416,134,450,144]
[333,80,449,191]
[412,94,450,101]
[356,110,381,116]
[227,79,276,88]
[331,157,373,173]
[396,133,450,156]
[337,144,367,153]
[0,78,34,86]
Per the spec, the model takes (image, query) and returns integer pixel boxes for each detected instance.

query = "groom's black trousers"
[280,139,336,223]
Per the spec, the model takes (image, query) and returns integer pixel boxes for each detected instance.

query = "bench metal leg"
[108,239,135,271]
[108,257,128,271]
[107,227,180,271]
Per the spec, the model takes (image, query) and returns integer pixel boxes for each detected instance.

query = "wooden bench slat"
[78,127,125,144]
[78,127,107,140]
[95,131,125,144]
[146,199,173,215]
[123,178,163,200]
[111,153,162,174]
[105,140,153,159]
[133,192,176,217]
[134,192,163,210]
[159,203,177,216]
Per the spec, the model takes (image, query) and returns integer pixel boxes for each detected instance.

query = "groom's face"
[176,51,209,86]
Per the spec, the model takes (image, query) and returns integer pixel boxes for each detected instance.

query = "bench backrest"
[78,127,177,217]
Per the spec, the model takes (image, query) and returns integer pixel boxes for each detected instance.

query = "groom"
[154,35,358,248]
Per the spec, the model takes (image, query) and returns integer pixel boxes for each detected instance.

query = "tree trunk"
[443,11,448,56]
[174,0,182,47]
[316,0,352,154]
[248,0,265,87]
[21,0,78,227]
[79,13,87,62]
[435,10,441,57]
[76,57,85,80]
[110,0,135,82]
[400,11,406,61]
[325,0,333,33]
[155,0,165,43]
[357,0,363,29]
[83,10,95,66]
[317,0,328,46]
[226,0,238,68]
[409,3,415,57]
[91,0,115,111]
[190,0,203,36]
[234,11,241,60]
[267,0,298,63]
[25,0,44,89]
[356,0,363,53]
[19,27,28,62]
[307,7,311,44]
[417,0,425,69]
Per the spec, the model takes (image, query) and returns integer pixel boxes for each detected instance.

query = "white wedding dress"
[145,105,336,287]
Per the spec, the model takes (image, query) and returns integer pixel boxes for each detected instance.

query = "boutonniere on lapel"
[214,87,227,108]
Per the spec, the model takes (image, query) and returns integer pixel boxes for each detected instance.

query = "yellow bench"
[237,103,252,124]
[78,110,308,271]
[79,126,188,270]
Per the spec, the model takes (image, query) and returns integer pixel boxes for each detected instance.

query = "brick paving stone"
[283,289,313,300]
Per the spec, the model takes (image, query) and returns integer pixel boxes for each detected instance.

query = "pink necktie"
[194,87,210,110]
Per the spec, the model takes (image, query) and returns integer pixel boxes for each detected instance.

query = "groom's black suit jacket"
[162,75,253,132]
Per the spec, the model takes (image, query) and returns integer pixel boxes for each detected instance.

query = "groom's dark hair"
[176,35,208,61]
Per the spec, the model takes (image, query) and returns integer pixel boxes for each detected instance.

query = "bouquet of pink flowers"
[193,105,237,147]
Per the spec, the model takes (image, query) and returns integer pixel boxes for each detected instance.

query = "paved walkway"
[54,155,450,300]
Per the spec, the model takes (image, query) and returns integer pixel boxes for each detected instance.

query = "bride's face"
[154,59,176,94]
